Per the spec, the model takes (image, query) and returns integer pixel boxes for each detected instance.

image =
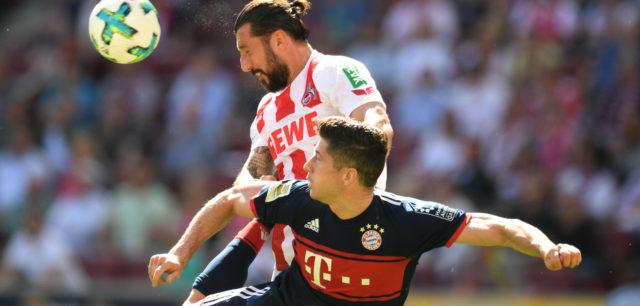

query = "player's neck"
[285,43,313,84]
[329,187,374,220]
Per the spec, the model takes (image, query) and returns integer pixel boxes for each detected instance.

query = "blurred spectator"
[108,147,178,262]
[409,112,467,181]
[387,70,449,163]
[0,125,50,235]
[382,0,458,45]
[0,204,88,294]
[163,46,236,176]
[555,140,618,220]
[448,41,509,143]
[44,131,109,258]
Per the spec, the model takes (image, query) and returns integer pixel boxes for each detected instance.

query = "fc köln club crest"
[360,224,384,250]
[302,83,317,105]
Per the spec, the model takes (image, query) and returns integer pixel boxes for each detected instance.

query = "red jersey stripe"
[275,87,295,121]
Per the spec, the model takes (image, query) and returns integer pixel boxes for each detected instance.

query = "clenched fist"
[543,243,582,271]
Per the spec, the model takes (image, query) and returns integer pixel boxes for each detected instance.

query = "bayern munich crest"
[360,224,384,251]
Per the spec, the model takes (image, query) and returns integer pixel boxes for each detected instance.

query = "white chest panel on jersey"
[250,50,384,180]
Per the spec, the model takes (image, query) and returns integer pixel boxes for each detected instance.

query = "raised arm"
[148,181,269,287]
[455,213,582,271]
[350,101,394,151]
[234,146,276,185]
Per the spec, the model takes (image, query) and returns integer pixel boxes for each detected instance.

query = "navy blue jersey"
[248,180,470,305]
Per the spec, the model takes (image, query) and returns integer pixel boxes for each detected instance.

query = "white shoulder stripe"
[202,285,271,305]
[375,190,403,206]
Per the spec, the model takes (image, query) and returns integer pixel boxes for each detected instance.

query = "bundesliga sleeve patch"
[410,201,457,221]
[341,64,368,88]
[265,180,294,202]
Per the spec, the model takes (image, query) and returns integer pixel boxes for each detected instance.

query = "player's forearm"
[169,190,237,264]
[501,218,557,259]
[358,103,394,150]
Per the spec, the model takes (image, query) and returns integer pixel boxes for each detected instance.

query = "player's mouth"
[252,69,266,77]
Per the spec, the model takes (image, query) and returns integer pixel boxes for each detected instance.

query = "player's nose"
[303,157,313,173]
[240,54,252,72]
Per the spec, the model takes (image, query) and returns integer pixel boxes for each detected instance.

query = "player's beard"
[253,44,290,93]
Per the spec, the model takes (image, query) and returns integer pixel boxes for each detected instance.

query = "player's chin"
[308,185,317,198]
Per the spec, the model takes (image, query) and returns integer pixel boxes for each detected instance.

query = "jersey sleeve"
[249,117,267,149]
[315,56,385,117]
[249,95,272,150]
[403,199,471,252]
[250,180,310,226]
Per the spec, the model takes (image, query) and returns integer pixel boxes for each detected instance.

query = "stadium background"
[0,0,638,305]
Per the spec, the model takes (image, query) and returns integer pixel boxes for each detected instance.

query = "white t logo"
[304,250,332,288]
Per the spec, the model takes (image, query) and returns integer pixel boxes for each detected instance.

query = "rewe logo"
[268,111,318,155]
[304,218,320,233]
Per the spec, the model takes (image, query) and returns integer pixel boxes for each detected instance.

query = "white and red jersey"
[248,50,385,274]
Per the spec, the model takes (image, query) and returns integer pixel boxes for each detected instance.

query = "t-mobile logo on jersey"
[303,250,372,290]
[304,250,332,288]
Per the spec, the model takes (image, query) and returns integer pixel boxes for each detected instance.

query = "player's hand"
[148,253,184,287]
[543,243,582,271]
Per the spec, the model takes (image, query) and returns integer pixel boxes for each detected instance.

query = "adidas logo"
[304,218,320,233]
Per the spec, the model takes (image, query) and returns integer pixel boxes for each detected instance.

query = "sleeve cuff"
[445,213,472,248]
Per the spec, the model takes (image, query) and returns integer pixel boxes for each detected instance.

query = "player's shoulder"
[374,190,460,219]
[313,53,367,73]
[262,179,310,200]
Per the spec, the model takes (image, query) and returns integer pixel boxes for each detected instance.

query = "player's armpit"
[234,146,276,185]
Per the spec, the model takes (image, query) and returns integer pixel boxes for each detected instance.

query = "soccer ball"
[88,0,161,64]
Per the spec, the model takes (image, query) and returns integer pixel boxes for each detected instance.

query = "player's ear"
[270,29,288,50]
[341,167,359,187]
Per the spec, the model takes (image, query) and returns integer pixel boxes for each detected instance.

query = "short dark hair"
[234,0,310,41]
[318,117,388,188]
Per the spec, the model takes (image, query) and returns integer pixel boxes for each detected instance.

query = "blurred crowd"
[0,0,639,302]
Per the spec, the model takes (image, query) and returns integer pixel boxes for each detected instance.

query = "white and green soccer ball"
[89,0,161,64]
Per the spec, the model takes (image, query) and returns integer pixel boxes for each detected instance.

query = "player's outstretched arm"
[148,181,269,287]
[455,213,582,271]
